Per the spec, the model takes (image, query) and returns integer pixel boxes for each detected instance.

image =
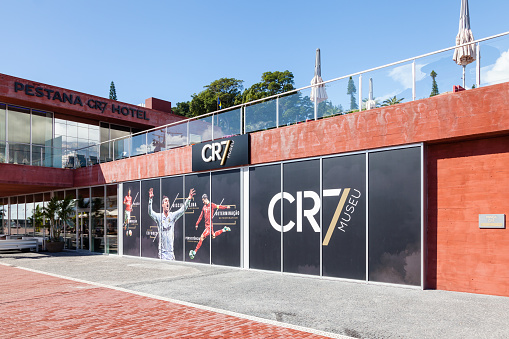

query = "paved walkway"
[1,251,509,338]
[0,264,335,338]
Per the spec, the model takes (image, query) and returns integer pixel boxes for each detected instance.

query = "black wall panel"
[368,147,421,286]
[249,164,281,271]
[283,160,320,275]
[322,154,366,280]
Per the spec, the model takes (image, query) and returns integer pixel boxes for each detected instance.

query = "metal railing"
[71,31,509,167]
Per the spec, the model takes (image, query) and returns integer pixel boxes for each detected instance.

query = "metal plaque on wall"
[479,214,506,229]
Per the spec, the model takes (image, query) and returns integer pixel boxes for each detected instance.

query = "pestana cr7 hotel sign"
[192,134,249,171]
[13,81,149,121]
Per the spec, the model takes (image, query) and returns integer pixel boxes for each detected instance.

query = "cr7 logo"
[201,140,233,166]
[267,188,361,246]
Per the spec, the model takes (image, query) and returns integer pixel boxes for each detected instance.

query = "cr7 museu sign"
[192,134,249,171]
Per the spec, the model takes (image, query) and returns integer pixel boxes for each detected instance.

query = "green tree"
[347,76,358,111]
[29,205,44,233]
[109,81,117,100]
[240,71,295,103]
[430,70,439,97]
[189,78,243,117]
[381,96,405,106]
[172,101,191,117]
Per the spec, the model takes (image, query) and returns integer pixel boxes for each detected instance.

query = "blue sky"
[2,0,509,106]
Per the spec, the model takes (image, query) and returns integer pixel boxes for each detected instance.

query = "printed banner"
[211,169,241,267]
[122,181,140,256]
[184,174,210,264]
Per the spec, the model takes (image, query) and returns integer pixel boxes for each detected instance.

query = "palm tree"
[43,197,60,241]
[43,196,75,242]
[58,196,75,237]
[381,96,405,107]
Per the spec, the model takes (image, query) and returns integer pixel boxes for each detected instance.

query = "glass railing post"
[358,74,363,111]
[276,97,280,127]
[314,96,317,120]
[186,121,190,146]
[164,127,168,149]
[128,136,131,158]
[212,114,215,141]
[412,59,416,101]
[476,42,481,88]
[242,105,245,135]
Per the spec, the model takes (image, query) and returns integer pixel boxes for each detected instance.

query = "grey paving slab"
[1,250,508,339]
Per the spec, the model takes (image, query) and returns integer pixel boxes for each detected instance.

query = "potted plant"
[43,196,74,253]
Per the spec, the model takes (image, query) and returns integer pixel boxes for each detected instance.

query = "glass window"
[67,136,78,150]
[32,110,53,146]
[34,194,44,237]
[100,123,110,142]
[0,141,5,163]
[26,195,34,237]
[110,124,130,140]
[64,189,77,250]
[17,196,26,236]
[105,185,117,254]
[89,125,99,144]
[67,123,78,138]
[54,122,66,137]
[8,143,30,165]
[7,105,30,143]
[77,139,90,149]
[9,197,17,236]
[77,188,90,250]
[0,103,5,141]
[91,186,105,253]
[1,198,7,235]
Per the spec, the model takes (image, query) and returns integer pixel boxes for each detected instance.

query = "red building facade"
[1,74,508,297]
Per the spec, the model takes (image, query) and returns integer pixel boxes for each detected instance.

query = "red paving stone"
[0,265,330,338]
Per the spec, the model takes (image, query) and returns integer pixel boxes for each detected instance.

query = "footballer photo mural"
[184,173,211,264]
[210,169,241,267]
[122,181,141,256]
[161,176,187,261]
[142,177,195,260]
[141,179,159,259]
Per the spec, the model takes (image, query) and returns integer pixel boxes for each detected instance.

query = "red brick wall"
[0,163,74,197]
[0,73,184,128]
[427,136,509,296]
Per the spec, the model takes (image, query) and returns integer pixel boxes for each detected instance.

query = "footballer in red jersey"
[123,189,133,231]
[189,194,231,259]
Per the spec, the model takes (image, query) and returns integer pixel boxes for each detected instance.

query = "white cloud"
[482,48,509,85]
[388,63,426,89]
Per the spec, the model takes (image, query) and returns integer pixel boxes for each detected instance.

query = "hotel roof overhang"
[0,73,185,129]
[0,164,73,197]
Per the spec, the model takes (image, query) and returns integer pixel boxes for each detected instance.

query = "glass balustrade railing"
[66,32,509,168]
